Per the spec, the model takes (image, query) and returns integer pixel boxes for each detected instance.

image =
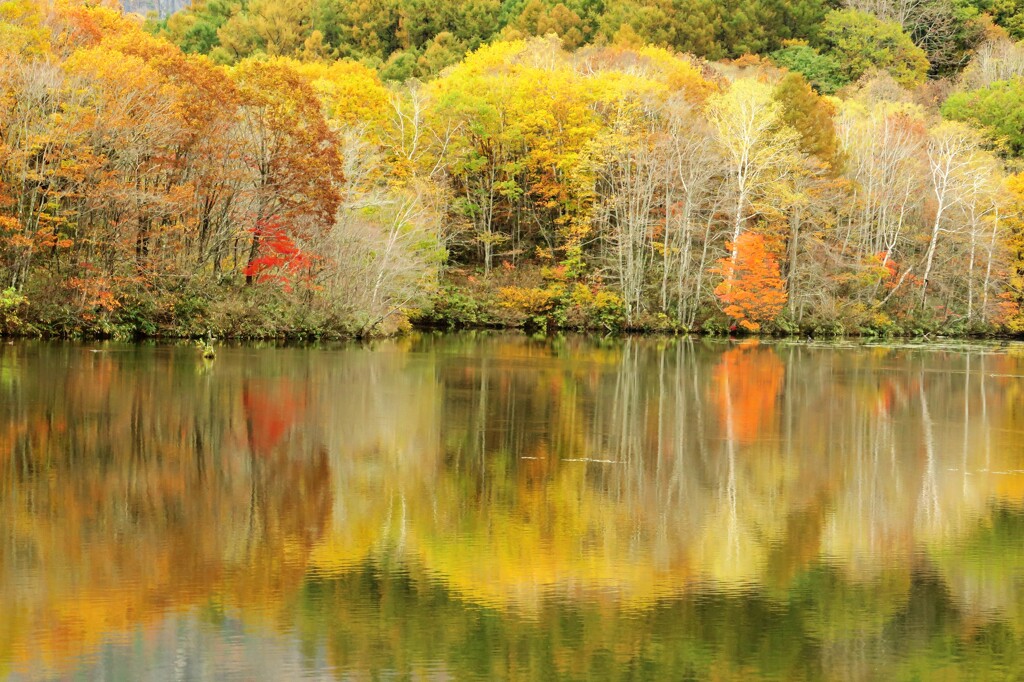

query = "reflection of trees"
[0,344,338,676]
[4,337,1024,678]
[401,337,1024,614]
[399,336,1024,677]
[707,340,785,582]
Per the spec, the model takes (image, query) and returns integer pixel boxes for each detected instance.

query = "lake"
[2,334,1024,680]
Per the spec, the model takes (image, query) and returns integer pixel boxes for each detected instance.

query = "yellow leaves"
[705,77,797,161]
[452,38,530,77]
[64,45,144,84]
[634,45,717,102]
[299,59,392,135]
[1000,172,1024,327]
[500,284,559,315]
[0,0,49,56]
[584,71,665,121]
[63,44,183,138]
[576,44,717,112]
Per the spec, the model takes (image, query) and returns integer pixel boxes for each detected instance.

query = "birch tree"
[705,78,799,264]
[920,121,984,308]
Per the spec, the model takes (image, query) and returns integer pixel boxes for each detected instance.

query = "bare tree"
[920,121,983,309]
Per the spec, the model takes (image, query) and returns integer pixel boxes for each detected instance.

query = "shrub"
[0,288,27,335]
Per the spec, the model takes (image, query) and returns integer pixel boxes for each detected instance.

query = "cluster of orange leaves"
[712,232,787,331]
[67,269,121,317]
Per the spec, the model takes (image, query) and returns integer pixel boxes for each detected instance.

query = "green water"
[2,334,1024,680]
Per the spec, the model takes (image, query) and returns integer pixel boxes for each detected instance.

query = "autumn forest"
[4,0,1024,337]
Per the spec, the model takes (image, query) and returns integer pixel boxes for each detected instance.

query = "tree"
[584,90,667,322]
[769,43,849,94]
[904,0,985,77]
[960,0,1024,40]
[819,9,930,87]
[579,46,718,323]
[942,77,1024,156]
[507,0,588,49]
[705,78,799,261]
[957,148,1002,323]
[159,0,235,55]
[773,73,841,314]
[230,57,344,285]
[773,72,841,169]
[713,231,788,330]
[998,172,1024,329]
[958,36,1024,90]
[426,40,529,274]
[920,121,986,309]
[662,95,722,325]
[833,100,928,308]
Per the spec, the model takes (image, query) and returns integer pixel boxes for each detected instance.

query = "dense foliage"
[3,0,1024,337]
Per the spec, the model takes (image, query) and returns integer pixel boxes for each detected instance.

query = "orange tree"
[712,231,787,331]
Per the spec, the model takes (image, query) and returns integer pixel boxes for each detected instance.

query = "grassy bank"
[414,266,1019,340]
[2,263,1018,342]
[0,279,409,341]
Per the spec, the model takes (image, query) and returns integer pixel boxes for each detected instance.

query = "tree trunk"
[787,205,800,314]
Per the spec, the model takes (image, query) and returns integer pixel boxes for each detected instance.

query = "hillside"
[149,0,1016,80]
[2,0,1024,338]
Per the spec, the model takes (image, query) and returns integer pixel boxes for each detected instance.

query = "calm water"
[3,334,1024,680]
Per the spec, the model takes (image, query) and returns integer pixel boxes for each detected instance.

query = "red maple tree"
[242,219,316,291]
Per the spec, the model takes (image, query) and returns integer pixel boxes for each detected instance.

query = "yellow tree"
[582,70,667,321]
[1001,173,1024,331]
[427,38,597,273]
[705,78,799,263]
[63,42,186,272]
[426,40,527,273]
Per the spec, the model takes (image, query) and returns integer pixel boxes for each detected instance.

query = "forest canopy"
[3,0,1024,338]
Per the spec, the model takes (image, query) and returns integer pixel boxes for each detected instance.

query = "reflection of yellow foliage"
[308,489,404,577]
[994,472,1024,503]
[410,461,695,612]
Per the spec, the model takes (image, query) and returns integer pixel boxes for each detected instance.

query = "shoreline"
[1,320,1019,343]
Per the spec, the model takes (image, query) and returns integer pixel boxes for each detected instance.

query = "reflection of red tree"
[873,375,907,417]
[242,379,307,455]
[712,341,784,444]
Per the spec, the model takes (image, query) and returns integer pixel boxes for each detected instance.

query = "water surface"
[3,334,1024,680]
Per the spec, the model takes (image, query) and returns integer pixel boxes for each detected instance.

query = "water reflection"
[2,335,1024,679]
